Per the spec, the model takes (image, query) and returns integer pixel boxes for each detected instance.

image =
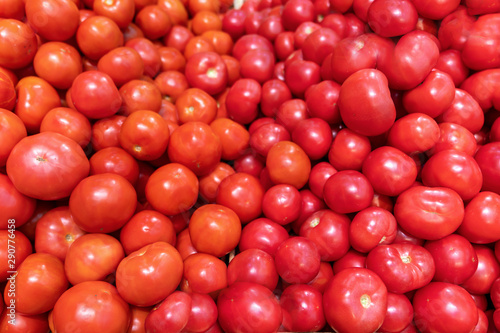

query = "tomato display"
[2,0,500,331]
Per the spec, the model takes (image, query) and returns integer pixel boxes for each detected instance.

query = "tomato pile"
[1,0,500,331]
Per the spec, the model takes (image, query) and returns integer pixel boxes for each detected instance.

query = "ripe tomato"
[262,184,301,225]
[323,267,388,333]
[76,15,124,60]
[69,173,137,233]
[0,173,36,229]
[135,5,173,40]
[64,233,124,285]
[266,141,311,189]
[89,147,140,185]
[199,162,235,203]
[0,20,38,69]
[40,107,92,149]
[53,281,130,333]
[349,207,397,253]
[93,0,135,29]
[175,88,218,124]
[181,253,227,296]
[0,231,32,281]
[4,253,68,315]
[189,204,241,257]
[34,206,86,262]
[225,78,262,125]
[238,217,289,256]
[185,51,228,95]
[119,80,163,115]
[379,292,414,333]
[97,47,144,87]
[387,113,440,154]
[0,311,49,333]
[91,115,127,151]
[323,170,374,214]
[6,132,89,201]
[25,0,79,41]
[217,282,282,333]
[275,236,321,284]
[116,241,183,307]
[146,163,199,216]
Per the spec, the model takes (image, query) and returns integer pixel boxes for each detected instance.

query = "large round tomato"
[6,132,90,201]
[0,19,38,69]
[52,281,131,333]
[266,141,311,189]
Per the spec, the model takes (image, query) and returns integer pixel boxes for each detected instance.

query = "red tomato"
[127,306,150,333]
[181,253,227,296]
[435,49,470,86]
[145,163,199,216]
[300,209,350,261]
[53,281,130,333]
[0,20,38,70]
[332,249,367,274]
[225,78,261,125]
[6,132,89,201]
[275,236,321,284]
[0,230,32,281]
[93,0,135,29]
[280,284,325,332]
[185,51,228,95]
[154,70,189,104]
[387,113,440,154]
[0,174,36,230]
[266,141,311,189]
[379,292,414,333]
[238,218,289,257]
[0,72,16,111]
[97,47,144,87]
[366,243,435,294]
[64,233,125,285]
[328,128,371,171]
[338,69,396,136]
[323,267,388,333]
[184,292,218,333]
[135,5,173,40]
[262,184,301,225]
[217,282,282,333]
[349,207,397,253]
[91,115,127,151]
[210,118,250,160]
[284,60,321,98]
[175,88,217,124]
[69,173,136,233]
[475,143,500,195]
[189,204,241,257]
[4,253,68,315]
[215,172,264,224]
[40,107,92,149]
[367,0,418,37]
[119,80,162,115]
[76,15,124,60]
[145,291,191,333]
[424,234,478,285]
[34,206,86,262]
[125,37,162,77]
[394,186,464,240]
[428,122,477,156]
[25,0,79,41]
[89,147,139,185]
[462,14,500,71]
[116,241,183,306]
[199,162,235,203]
[0,311,49,332]
[461,245,500,295]
[323,170,374,214]
[71,71,122,119]
[227,248,279,291]
[249,123,290,157]
[119,110,170,161]
[413,282,479,333]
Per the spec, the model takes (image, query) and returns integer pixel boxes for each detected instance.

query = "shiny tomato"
[125,37,162,77]
[76,15,124,60]
[40,107,92,149]
[238,217,289,257]
[175,88,218,124]
[135,5,173,40]
[387,113,440,154]
[349,207,397,253]
[34,206,86,262]
[89,147,139,185]
[227,248,279,291]
[52,281,131,333]
[181,253,227,296]
[475,143,500,195]
[217,282,282,333]
[91,115,127,151]
[69,173,137,233]
[461,245,500,295]
[116,241,183,306]
[145,291,191,333]
[185,51,228,96]
[189,204,241,257]
[328,128,371,171]
[0,173,36,230]
[262,184,301,225]
[25,0,79,41]
[225,78,261,125]
[119,79,162,116]
[323,170,374,214]
[0,20,38,70]
[266,141,311,189]
[199,162,235,203]
[323,267,388,333]
[93,0,135,29]
[97,47,144,87]
[6,132,89,201]
[280,284,325,332]
[379,292,413,333]
[64,233,124,285]
[0,230,32,281]
[210,118,250,160]
[275,236,321,284]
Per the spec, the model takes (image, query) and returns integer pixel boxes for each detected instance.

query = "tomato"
[0,173,36,230]
[71,71,122,120]
[275,236,321,284]
[328,129,371,171]
[421,149,482,201]
[52,281,130,333]
[262,184,301,225]
[461,14,500,71]
[97,47,144,87]
[338,69,396,136]
[33,42,82,90]
[184,292,218,333]
[181,253,227,296]
[284,60,321,98]
[462,245,500,295]
[116,241,183,306]
[135,5,172,40]
[40,107,92,149]
[125,37,162,77]
[250,123,290,157]
[475,143,500,195]
[387,113,440,154]
[366,243,435,294]
[89,147,139,185]
[217,282,282,333]
[428,122,477,157]
[15,76,61,134]
[6,132,89,201]
[266,141,311,189]
[238,218,289,257]
[175,88,218,124]
[323,267,388,333]
[437,89,484,134]
[0,230,32,282]
[146,163,199,216]
[64,233,124,285]
[93,0,135,29]
[227,248,279,291]
[25,0,79,41]
[367,0,418,37]
[0,311,49,333]
[91,115,127,151]
[210,118,250,160]
[119,80,162,116]
[189,204,241,257]
[0,71,16,111]
[158,0,189,26]
[435,49,470,86]
[280,284,325,332]
[413,282,479,333]
[145,291,191,333]
[275,99,308,133]
[323,170,374,214]
[332,249,367,274]
[225,78,261,125]
[34,206,86,262]
[349,207,397,253]
[307,162,337,200]
[199,162,235,203]
[379,292,413,333]
[77,15,124,61]
[0,20,38,69]
[127,306,150,333]
[424,234,478,285]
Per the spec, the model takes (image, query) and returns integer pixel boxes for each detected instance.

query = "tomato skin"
[428,122,477,157]
[280,284,326,332]
[0,72,16,111]
[89,147,139,185]
[387,113,440,154]
[217,282,282,333]
[91,115,127,151]
[366,243,435,294]
[262,184,301,225]
[40,107,92,149]
[0,20,38,70]
[266,141,311,189]
[323,267,388,333]
[367,0,418,38]
[0,173,36,230]
[285,60,321,98]
[461,14,500,71]
[424,234,478,285]
[15,76,62,134]
[227,248,279,291]
[145,291,191,333]
[275,236,321,284]
[119,80,162,116]
[125,38,161,78]
[349,207,397,253]
[291,118,332,161]
[185,51,228,95]
[238,218,289,257]
[34,206,86,262]
[323,170,374,214]
[1,311,49,332]
[4,253,68,315]
[97,47,144,87]
[250,123,290,157]
[379,292,413,333]
[52,281,131,333]
[413,282,479,333]
[328,129,371,171]
[181,253,227,296]
[210,118,250,160]
[71,71,123,119]
[421,149,482,201]
[6,132,90,201]
[146,163,199,216]
[225,78,262,125]
[116,241,183,307]
[64,233,125,285]
[339,69,396,137]
[437,89,484,134]
[458,192,500,244]
[77,15,124,60]
[475,143,500,195]
[435,49,470,86]
[26,0,79,41]
[189,204,241,258]
[0,230,32,282]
